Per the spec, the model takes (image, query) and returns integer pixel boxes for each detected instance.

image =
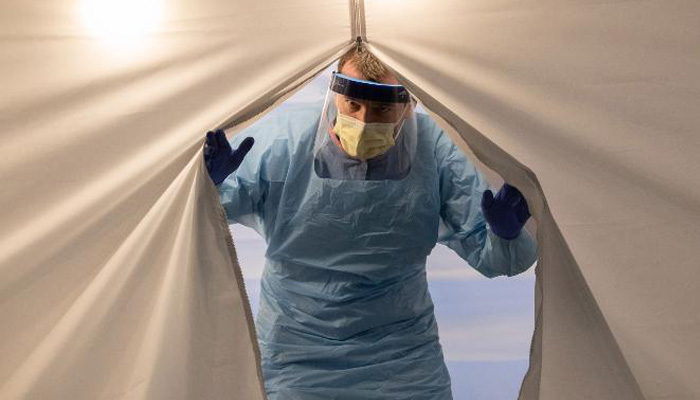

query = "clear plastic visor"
[313,73,418,181]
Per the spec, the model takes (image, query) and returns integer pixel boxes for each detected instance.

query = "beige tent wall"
[0,1,350,398]
[2,0,700,399]
[365,1,700,399]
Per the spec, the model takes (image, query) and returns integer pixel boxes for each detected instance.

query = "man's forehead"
[340,61,400,85]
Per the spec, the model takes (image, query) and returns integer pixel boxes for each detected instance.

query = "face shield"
[313,72,418,181]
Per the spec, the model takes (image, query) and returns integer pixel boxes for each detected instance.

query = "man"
[204,46,537,400]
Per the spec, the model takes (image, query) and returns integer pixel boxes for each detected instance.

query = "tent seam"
[349,0,366,42]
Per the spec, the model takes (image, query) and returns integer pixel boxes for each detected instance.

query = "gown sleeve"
[434,128,537,278]
[217,104,321,240]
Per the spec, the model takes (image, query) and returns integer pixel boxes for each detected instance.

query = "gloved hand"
[203,129,254,186]
[481,183,531,240]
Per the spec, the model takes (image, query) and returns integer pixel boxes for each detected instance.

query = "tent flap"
[0,0,350,398]
[365,1,700,399]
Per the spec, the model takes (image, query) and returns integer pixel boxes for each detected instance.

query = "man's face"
[335,62,407,124]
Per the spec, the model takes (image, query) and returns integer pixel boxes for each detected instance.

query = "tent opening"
[225,63,537,400]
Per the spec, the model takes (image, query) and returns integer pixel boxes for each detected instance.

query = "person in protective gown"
[203,47,538,400]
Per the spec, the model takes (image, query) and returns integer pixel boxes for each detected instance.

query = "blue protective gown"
[219,105,538,400]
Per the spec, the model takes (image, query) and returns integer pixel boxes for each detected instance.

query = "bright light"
[81,0,162,46]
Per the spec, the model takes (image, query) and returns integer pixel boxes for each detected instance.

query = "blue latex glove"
[481,183,531,240]
[203,129,254,186]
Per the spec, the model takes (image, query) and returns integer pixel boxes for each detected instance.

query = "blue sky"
[230,65,536,400]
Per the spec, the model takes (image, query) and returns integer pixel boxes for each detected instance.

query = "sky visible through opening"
[230,64,536,400]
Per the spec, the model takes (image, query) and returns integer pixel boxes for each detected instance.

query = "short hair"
[337,46,389,82]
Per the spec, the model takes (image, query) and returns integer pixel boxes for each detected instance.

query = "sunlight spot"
[81,0,163,47]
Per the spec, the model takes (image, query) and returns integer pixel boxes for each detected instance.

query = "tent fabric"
[0,0,350,398]
[1,0,699,399]
[364,1,700,399]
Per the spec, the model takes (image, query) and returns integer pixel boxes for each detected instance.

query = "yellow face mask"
[334,113,398,160]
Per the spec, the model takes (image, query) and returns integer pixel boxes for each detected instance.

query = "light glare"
[81,0,162,46]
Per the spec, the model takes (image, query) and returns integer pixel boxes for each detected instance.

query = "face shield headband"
[329,73,411,104]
